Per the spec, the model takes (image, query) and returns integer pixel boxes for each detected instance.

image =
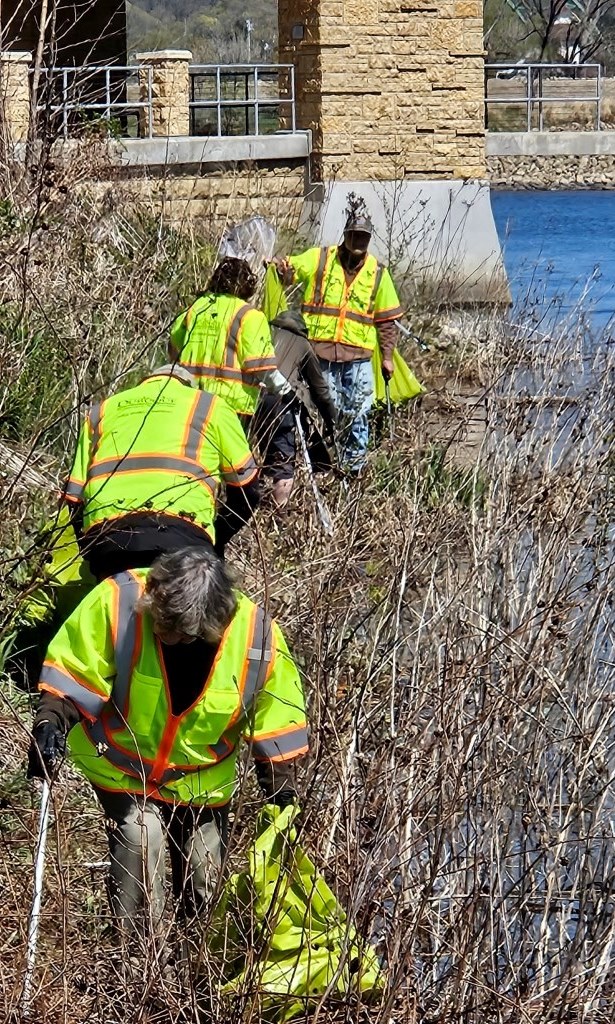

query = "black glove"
[269,788,298,810]
[27,720,66,780]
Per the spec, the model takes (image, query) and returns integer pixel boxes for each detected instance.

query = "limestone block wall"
[134,164,307,227]
[279,0,486,181]
[35,140,309,233]
[0,51,31,143]
[136,51,191,138]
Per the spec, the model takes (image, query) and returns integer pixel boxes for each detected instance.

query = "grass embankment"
[0,187,613,1023]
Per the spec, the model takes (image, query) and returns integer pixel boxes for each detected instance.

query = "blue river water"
[491,190,615,336]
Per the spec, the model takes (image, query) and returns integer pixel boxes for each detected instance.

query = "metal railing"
[485,63,602,131]
[34,64,154,139]
[189,63,296,137]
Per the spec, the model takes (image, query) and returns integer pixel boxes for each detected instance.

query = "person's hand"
[382,358,394,383]
[273,258,293,285]
[27,720,66,780]
[323,417,337,447]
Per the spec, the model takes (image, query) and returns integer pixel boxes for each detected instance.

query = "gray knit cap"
[146,364,195,387]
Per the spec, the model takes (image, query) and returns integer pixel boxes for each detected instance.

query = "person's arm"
[299,343,337,436]
[275,247,319,289]
[60,415,93,539]
[244,622,308,805]
[214,476,262,555]
[28,580,117,776]
[240,309,291,397]
[373,266,404,376]
[169,307,190,360]
[376,321,399,371]
[208,402,262,552]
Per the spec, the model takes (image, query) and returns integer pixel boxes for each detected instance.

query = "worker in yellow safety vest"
[170,256,290,419]
[62,364,260,580]
[276,202,404,474]
[27,546,308,939]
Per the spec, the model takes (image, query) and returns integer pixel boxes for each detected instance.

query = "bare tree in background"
[485,0,615,63]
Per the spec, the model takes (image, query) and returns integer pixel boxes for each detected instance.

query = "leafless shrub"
[0,161,613,1023]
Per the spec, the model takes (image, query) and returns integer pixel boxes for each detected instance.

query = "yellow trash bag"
[262,264,423,405]
[17,506,95,628]
[262,262,289,322]
[372,341,424,405]
[209,804,384,1021]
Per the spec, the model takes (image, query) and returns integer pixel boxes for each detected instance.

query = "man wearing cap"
[276,204,404,474]
[62,365,260,579]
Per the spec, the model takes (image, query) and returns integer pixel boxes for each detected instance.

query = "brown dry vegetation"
[0,163,613,1024]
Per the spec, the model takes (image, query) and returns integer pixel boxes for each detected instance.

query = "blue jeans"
[318,358,374,472]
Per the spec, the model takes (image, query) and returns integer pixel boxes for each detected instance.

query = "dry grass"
[0,175,613,1023]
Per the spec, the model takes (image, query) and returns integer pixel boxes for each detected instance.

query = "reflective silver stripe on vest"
[302,303,340,317]
[40,662,108,720]
[242,356,278,372]
[223,304,251,368]
[179,364,259,385]
[252,725,309,761]
[88,455,217,493]
[242,607,273,712]
[87,721,150,782]
[184,390,215,461]
[312,247,330,307]
[113,572,142,713]
[303,303,374,327]
[373,304,404,323]
[368,265,385,316]
[85,571,142,744]
[64,478,85,501]
[222,456,259,486]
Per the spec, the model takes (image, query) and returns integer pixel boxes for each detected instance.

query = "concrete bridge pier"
[279,0,509,304]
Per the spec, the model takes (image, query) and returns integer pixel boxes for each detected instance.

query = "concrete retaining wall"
[12,133,507,302]
[18,134,313,231]
[487,132,615,157]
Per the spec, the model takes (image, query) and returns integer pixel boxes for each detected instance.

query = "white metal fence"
[485,63,602,131]
[32,61,298,140]
[34,64,154,139]
[189,63,296,137]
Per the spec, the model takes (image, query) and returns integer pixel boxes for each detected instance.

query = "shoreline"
[490,181,615,190]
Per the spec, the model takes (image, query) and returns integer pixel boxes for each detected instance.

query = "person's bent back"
[170,257,288,418]
[63,366,260,578]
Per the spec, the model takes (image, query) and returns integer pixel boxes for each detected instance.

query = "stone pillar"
[0,51,32,143]
[279,2,486,181]
[279,2,509,304]
[136,50,192,138]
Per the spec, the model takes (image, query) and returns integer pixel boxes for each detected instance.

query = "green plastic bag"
[372,341,424,405]
[209,804,385,1021]
[262,263,289,322]
[262,264,423,405]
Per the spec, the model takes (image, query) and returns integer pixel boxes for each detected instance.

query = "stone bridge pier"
[278,0,508,303]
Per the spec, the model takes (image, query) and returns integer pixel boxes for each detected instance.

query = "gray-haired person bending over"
[28,547,308,943]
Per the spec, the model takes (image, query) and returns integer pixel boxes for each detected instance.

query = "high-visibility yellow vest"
[290,247,403,356]
[171,293,278,416]
[39,570,308,806]
[63,375,258,546]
